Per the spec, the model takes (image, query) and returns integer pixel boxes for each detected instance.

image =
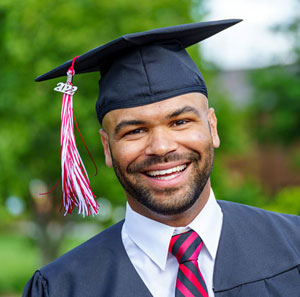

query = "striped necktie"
[169,230,208,297]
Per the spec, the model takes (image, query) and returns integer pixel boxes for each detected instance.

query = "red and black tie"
[169,230,208,297]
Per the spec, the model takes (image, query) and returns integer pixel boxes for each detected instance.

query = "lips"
[145,164,187,180]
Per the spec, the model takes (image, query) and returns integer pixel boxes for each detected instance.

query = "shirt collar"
[123,189,223,270]
[188,189,223,260]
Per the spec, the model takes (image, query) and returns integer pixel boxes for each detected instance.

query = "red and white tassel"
[55,57,99,216]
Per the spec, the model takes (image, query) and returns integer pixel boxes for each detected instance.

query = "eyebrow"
[114,119,146,136]
[113,105,200,136]
[167,105,201,118]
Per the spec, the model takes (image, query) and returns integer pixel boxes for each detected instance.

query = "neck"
[127,181,211,227]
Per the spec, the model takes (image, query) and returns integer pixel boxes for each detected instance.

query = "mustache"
[127,152,201,173]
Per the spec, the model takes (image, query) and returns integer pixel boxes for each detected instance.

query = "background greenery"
[0,0,299,295]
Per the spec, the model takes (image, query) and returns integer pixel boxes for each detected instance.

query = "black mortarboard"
[36,19,242,123]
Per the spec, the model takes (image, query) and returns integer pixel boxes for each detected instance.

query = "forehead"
[102,92,208,130]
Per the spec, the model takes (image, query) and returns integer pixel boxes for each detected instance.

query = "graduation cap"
[37,19,242,216]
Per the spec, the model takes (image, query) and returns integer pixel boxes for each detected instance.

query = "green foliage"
[272,0,300,61]
[211,154,268,207]
[0,230,94,295]
[209,91,253,155]
[264,186,300,215]
[249,65,300,145]
[0,232,38,294]
[249,5,300,145]
[206,69,263,207]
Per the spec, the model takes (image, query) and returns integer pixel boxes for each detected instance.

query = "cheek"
[111,140,146,167]
[177,128,212,151]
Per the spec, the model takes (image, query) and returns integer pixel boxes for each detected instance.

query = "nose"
[145,127,178,156]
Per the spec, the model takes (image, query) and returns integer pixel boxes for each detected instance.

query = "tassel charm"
[54,56,99,216]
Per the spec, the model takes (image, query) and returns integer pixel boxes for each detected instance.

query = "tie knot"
[169,230,203,264]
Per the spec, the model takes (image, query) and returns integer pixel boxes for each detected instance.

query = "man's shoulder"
[218,199,300,226]
[23,219,152,297]
[217,199,300,258]
[40,220,124,278]
[213,200,300,293]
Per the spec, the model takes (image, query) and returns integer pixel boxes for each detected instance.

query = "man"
[23,20,300,297]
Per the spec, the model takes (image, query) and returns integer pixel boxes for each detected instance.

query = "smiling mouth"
[144,164,188,180]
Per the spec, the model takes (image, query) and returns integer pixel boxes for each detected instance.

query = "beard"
[110,144,214,216]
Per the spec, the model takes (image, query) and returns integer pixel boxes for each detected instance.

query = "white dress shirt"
[121,189,223,297]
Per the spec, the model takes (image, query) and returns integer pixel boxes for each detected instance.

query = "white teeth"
[154,173,181,180]
[146,164,187,177]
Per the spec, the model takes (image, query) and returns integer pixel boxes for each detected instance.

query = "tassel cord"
[60,78,98,216]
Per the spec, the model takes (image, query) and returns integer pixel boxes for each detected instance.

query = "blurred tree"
[249,65,300,145]
[249,0,300,146]
[204,1,300,204]
[244,1,300,201]
[264,186,300,215]
[0,0,205,265]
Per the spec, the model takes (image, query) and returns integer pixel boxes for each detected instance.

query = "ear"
[99,129,113,167]
[208,108,220,148]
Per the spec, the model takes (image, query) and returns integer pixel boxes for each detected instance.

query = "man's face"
[100,93,220,219]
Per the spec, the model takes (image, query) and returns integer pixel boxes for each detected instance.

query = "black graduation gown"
[23,201,300,297]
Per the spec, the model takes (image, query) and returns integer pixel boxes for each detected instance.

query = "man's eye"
[126,128,145,135]
[173,119,188,126]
